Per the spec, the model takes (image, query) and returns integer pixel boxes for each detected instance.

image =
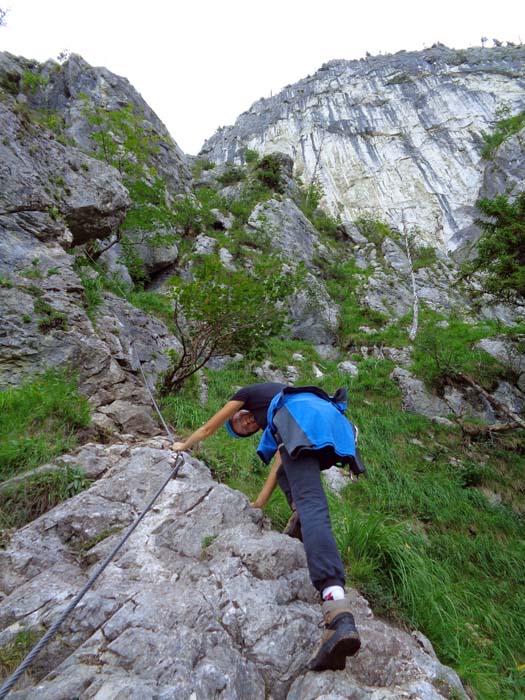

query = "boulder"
[0,439,467,700]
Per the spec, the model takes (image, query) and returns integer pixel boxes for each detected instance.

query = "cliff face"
[0,47,524,700]
[0,52,186,433]
[200,45,525,250]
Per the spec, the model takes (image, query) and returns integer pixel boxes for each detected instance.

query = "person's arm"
[251,450,282,509]
[171,400,244,451]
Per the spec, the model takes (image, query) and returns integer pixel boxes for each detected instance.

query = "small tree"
[0,8,7,26]
[161,256,289,393]
[462,193,525,301]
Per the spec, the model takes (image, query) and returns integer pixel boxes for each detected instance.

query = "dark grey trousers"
[277,447,346,593]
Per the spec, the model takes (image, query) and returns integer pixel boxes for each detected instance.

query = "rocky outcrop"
[201,45,525,251]
[0,51,192,196]
[0,53,184,434]
[0,439,467,700]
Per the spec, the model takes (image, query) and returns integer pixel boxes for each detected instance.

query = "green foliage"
[217,163,246,186]
[161,255,290,392]
[254,154,284,193]
[0,71,19,96]
[298,181,340,236]
[191,158,215,178]
[120,235,149,287]
[73,257,105,320]
[33,298,68,333]
[481,107,525,159]
[324,260,406,349]
[31,108,67,143]
[506,668,525,700]
[354,217,393,246]
[0,369,91,480]
[20,70,48,94]
[244,148,260,164]
[461,193,525,301]
[0,274,13,288]
[227,180,275,223]
[80,97,178,270]
[0,466,91,535]
[172,187,227,238]
[411,243,439,270]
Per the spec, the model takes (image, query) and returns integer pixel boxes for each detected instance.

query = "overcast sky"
[1,0,524,154]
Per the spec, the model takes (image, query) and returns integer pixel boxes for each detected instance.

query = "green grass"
[0,629,41,681]
[0,466,91,541]
[162,339,525,700]
[0,369,91,481]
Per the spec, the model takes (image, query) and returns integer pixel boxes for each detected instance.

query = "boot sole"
[309,626,361,672]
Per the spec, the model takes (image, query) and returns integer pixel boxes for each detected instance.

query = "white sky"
[1,0,524,154]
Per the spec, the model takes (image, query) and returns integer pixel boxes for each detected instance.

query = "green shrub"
[20,70,48,94]
[217,164,246,186]
[162,255,290,391]
[354,217,393,245]
[244,148,260,164]
[254,154,284,193]
[412,244,438,270]
[191,158,215,178]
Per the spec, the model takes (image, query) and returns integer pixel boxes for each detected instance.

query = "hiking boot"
[283,510,303,541]
[308,598,361,671]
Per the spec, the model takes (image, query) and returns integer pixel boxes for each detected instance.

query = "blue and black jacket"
[256,385,358,469]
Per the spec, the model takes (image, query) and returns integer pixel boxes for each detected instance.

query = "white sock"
[322,585,345,601]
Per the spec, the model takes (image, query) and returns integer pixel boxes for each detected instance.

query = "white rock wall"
[201,47,525,251]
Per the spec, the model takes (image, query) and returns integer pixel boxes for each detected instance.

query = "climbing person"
[171,381,363,671]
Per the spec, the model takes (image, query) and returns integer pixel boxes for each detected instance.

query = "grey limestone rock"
[247,197,320,266]
[201,45,525,252]
[0,440,467,700]
[390,368,451,419]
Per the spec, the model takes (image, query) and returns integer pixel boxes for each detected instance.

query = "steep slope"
[200,45,525,250]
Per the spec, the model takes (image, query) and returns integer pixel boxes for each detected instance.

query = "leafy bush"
[298,181,340,236]
[191,158,215,178]
[254,154,284,193]
[217,164,246,186]
[244,148,260,164]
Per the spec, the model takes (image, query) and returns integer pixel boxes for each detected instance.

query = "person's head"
[226,409,259,438]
